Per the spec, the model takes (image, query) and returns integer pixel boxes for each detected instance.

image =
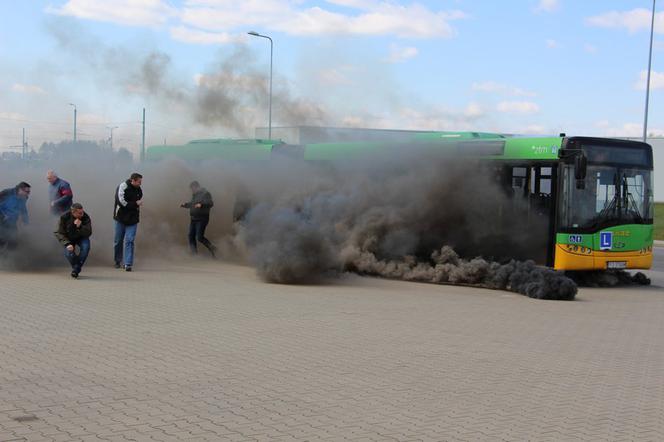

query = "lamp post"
[643,0,656,142]
[69,103,77,142]
[107,126,118,149]
[248,31,273,139]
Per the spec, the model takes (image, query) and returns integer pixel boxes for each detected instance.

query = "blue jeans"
[64,238,90,272]
[188,219,216,254]
[114,221,138,266]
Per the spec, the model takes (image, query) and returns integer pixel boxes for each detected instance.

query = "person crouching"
[54,203,92,278]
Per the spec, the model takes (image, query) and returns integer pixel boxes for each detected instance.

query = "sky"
[1,0,664,160]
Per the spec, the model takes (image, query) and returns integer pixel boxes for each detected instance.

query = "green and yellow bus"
[147,132,654,272]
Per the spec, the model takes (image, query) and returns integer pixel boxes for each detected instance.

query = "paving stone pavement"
[0,259,663,442]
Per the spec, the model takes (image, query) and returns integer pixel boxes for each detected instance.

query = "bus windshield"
[560,164,654,230]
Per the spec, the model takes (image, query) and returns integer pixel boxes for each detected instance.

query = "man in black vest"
[113,173,143,271]
[181,181,217,257]
[54,203,92,278]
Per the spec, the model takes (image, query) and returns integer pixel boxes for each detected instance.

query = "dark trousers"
[188,218,216,255]
[64,238,90,272]
[0,221,17,251]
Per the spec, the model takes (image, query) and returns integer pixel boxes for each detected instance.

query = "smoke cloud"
[47,22,327,136]
[0,143,234,270]
[1,141,580,300]
[232,149,578,300]
[344,246,577,300]
[569,270,651,287]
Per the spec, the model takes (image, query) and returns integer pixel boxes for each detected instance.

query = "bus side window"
[539,167,552,195]
[512,167,527,193]
[529,166,553,214]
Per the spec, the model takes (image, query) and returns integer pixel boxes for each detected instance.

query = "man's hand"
[136,200,143,206]
[66,245,74,252]
[194,203,202,209]
[74,219,82,227]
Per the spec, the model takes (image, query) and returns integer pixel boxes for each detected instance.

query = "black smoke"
[1,143,582,300]
[233,150,578,300]
[46,21,326,136]
[569,270,651,287]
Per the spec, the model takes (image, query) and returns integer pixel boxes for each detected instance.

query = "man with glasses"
[0,182,31,251]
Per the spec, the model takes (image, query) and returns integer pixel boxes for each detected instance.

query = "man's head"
[189,180,200,192]
[16,182,31,199]
[46,170,58,184]
[129,172,143,187]
[71,203,84,219]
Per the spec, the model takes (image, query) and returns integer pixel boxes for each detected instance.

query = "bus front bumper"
[553,244,653,271]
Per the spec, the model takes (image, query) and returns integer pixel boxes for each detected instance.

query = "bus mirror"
[574,153,587,180]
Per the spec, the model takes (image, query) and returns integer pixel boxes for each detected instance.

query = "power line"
[0,116,142,126]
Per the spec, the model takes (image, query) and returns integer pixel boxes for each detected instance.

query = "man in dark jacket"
[113,173,143,271]
[47,170,73,216]
[181,181,217,257]
[0,182,30,251]
[54,203,92,278]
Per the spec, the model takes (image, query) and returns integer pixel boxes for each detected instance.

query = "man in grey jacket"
[180,181,217,257]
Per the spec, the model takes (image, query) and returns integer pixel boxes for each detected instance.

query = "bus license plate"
[607,261,627,269]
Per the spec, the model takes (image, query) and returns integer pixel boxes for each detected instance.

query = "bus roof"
[146,134,566,162]
[411,131,508,140]
[146,138,280,161]
[301,136,564,161]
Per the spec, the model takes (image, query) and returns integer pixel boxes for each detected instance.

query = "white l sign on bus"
[599,232,613,250]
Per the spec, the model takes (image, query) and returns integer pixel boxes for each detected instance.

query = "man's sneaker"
[114,262,122,269]
[125,265,132,272]
[71,271,79,278]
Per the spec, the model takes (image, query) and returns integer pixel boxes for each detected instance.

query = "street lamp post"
[248,31,273,139]
[643,0,656,142]
[69,103,77,142]
[107,126,118,150]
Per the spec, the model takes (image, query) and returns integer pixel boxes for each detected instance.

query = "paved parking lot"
[0,258,663,441]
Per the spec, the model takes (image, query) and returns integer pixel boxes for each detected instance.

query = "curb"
[655,240,664,248]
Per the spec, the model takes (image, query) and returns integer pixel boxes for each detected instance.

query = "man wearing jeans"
[113,173,143,271]
[54,203,91,278]
[180,181,217,257]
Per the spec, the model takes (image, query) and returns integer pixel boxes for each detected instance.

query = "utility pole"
[248,31,274,139]
[7,128,27,159]
[69,103,77,142]
[107,126,118,149]
[22,128,26,159]
[643,0,656,142]
[141,108,146,162]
